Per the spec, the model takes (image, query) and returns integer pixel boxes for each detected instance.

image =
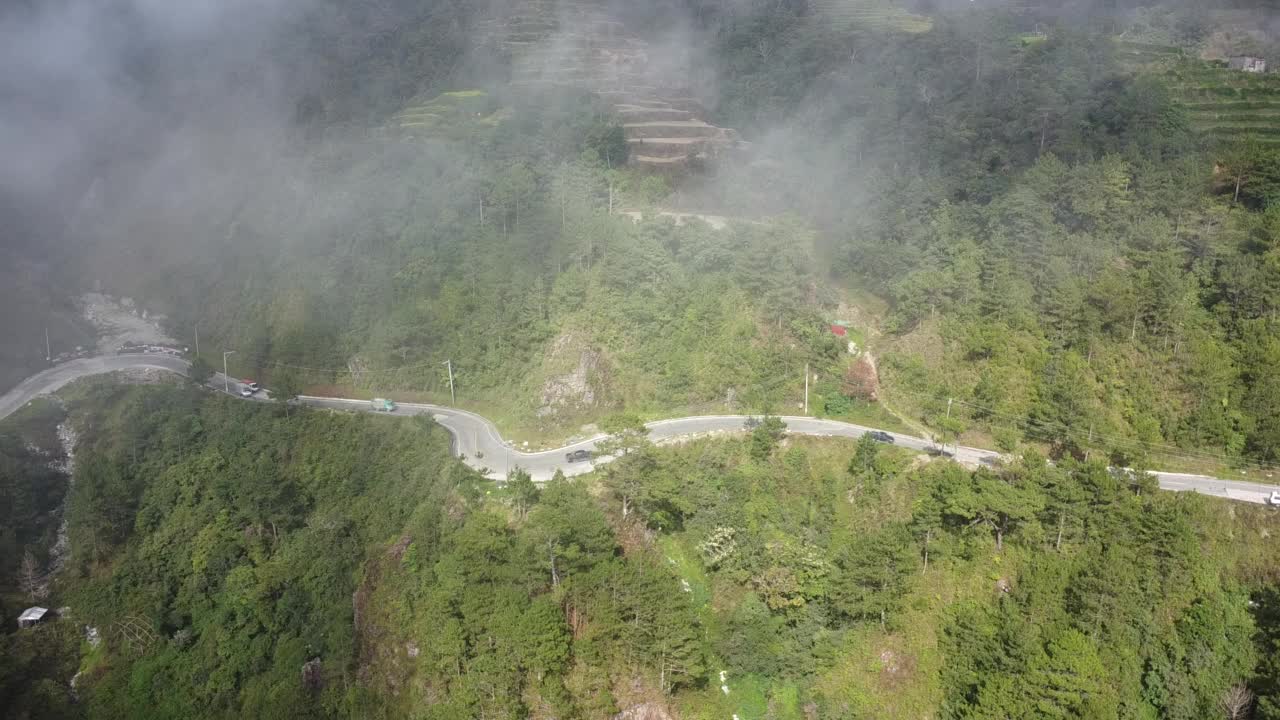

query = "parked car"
[242,380,260,392]
[1269,490,1280,506]
[867,430,894,444]
[565,449,593,463]
[240,388,253,398]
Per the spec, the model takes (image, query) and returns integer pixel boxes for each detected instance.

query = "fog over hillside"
[7,2,1280,720]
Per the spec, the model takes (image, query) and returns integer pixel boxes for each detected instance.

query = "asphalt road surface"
[2,355,1278,505]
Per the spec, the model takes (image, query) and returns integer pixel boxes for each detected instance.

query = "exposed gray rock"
[538,344,602,418]
[613,702,675,720]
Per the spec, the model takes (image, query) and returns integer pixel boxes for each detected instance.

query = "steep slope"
[480,0,745,171]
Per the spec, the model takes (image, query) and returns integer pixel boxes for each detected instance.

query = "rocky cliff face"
[481,0,745,172]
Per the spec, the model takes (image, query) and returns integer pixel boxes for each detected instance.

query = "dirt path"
[833,291,938,442]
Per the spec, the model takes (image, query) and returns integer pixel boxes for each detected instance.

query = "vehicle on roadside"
[240,388,254,398]
[242,380,260,392]
[867,430,894,444]
[1269,490,1280,506]
[371,398,397,412]
[565,449,593,463]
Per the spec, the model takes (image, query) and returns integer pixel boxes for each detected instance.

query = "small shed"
[1229,56,1268,74]
[18,607,48,629]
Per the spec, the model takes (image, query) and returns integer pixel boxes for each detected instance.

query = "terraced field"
[477,0,746,171]
[392,90,509,138]
[1170,63,1280,144]
[807,0,933,34]
[1116,40,1280,146]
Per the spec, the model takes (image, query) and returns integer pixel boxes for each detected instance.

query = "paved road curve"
[3,355,1278,505]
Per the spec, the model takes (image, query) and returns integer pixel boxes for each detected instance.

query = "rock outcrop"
[481,0,745,172]
[537,332,605,418]
[612,702,676,720]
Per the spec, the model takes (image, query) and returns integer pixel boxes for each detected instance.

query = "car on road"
[242,380,260,393]
[867,430,894,444]
[1269,490,1280,506]
[565,449,593,463]
[239,388,253,398]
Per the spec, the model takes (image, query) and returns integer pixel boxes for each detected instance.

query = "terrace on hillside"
[480,0,746,171]
[1117,40,1280,146]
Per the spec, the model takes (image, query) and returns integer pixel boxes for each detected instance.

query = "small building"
[18,607,48,629]
[829,324,848,337]
[1229,56,1268,74]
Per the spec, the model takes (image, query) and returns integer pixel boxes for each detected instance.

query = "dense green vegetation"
[0,400,69,626]
[2,383,468,717]
[10,1,1280,717]
[2,388,1279,718]
[36,0,1275,472]
[76,81,835,429]
[688,1,1280,468]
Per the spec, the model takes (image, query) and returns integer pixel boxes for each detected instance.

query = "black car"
[565,449,593,463]
[868,430,895,444]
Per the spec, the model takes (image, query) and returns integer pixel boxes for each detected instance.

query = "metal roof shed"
[18,607,48,629]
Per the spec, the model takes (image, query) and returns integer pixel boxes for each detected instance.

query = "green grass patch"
[1187,111,1280,123]
[808,0,933,34]
[1184,101,1280,112]
[1201,124,1280,137]
[658,534,713,611]
[1115,40,1183,54]
[815,395,913,434]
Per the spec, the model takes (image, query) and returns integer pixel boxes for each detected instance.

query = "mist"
[6,2,1280,716]
[2,0,1276,376]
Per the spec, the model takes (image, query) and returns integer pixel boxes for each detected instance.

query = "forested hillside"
[8,1,1280,717]
[696,0,1280,468]
[2,387,1279,718]
[4,0,1269,470]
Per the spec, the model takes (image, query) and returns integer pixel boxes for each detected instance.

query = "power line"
[251,357,453,374]
[230,344,1279,474]
[884,385,1280,474]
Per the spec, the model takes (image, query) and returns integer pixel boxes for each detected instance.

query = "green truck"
[371,398,397,412]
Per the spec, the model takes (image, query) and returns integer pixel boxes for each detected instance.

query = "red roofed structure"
[829,324,848,337]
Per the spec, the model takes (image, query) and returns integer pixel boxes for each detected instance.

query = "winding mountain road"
[3,355,1279,505]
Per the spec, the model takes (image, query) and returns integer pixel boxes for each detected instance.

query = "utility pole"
[222,350,236,394]
[44,327,50,362]
[804,362,809,415]
[443,360,456,405]
[946,398,954,452]
[194,324,199,356]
